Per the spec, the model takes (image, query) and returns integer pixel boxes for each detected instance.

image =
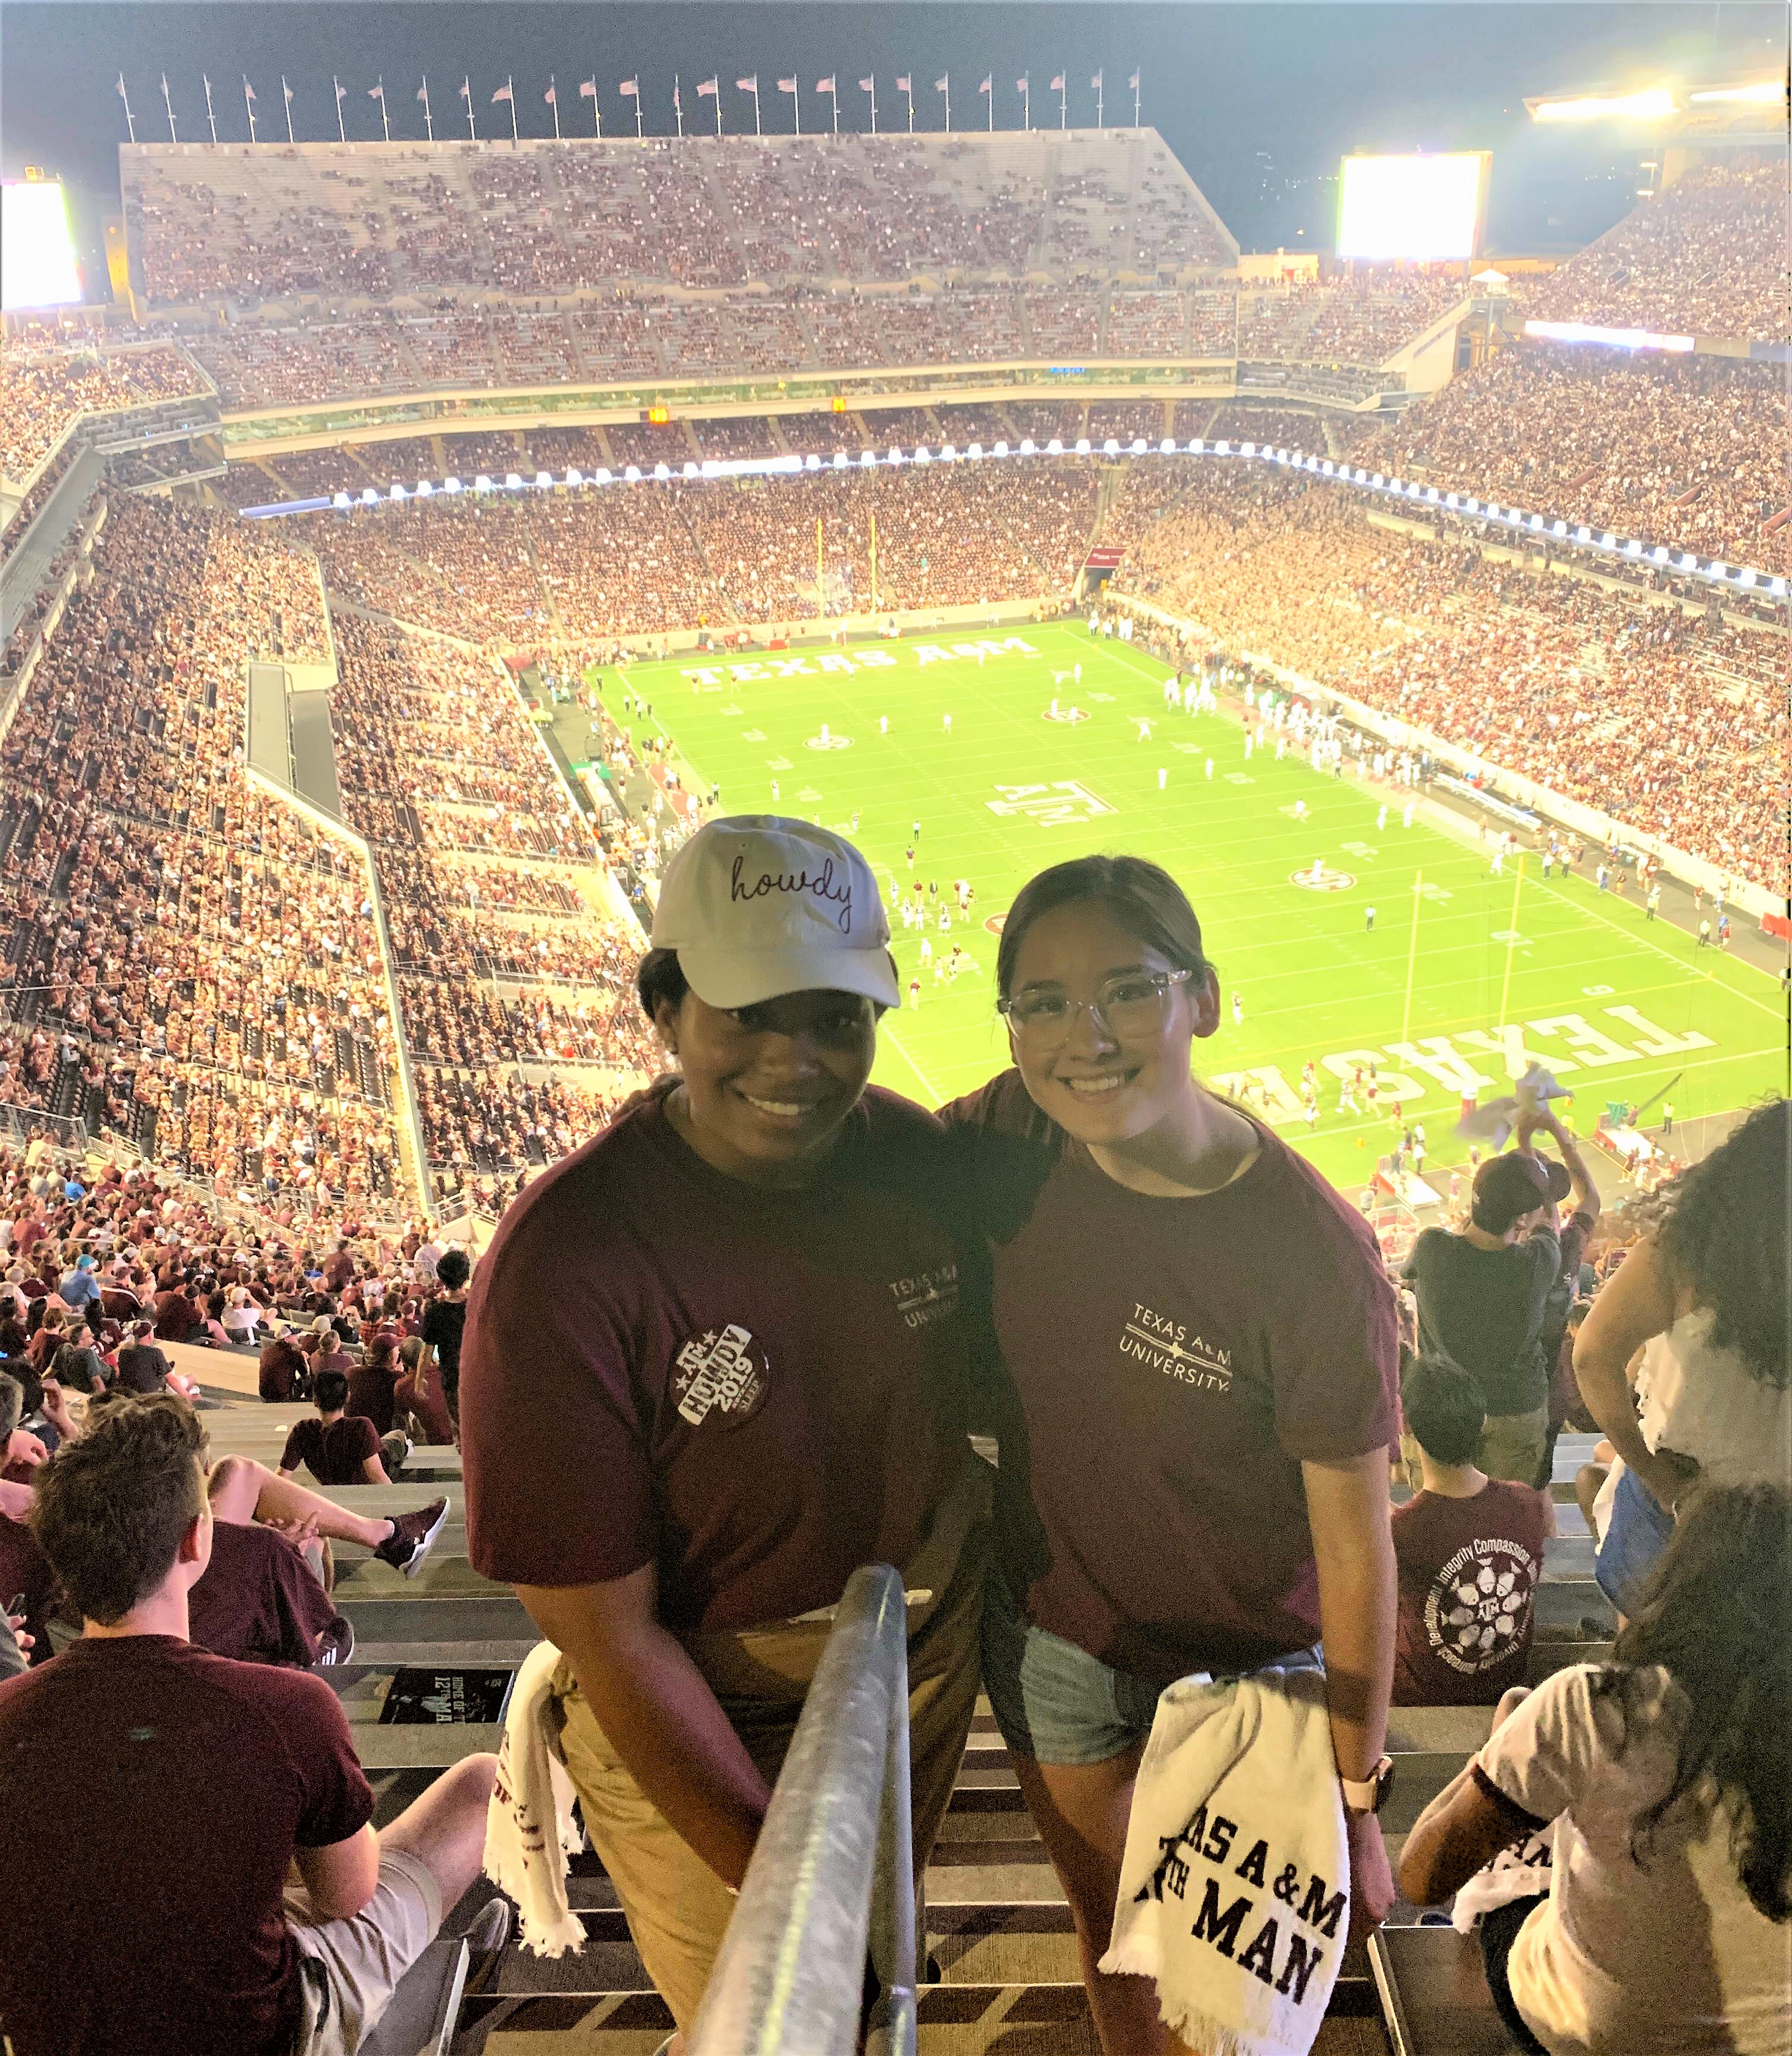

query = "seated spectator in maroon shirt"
[26,1309,65,1378]
[153,1281,202,1344]
[1392,1359,1552,1707]
[0,1391,500,2056]
[395,1332,455,1446]
[259,1328,307,1404]
[115,1319,174,1396]
[323,1240,358,1294]
[348,1334,403,1437]
[188,1513,353,1669]
[279,1369,408,1486]
[311,1313,355,1374]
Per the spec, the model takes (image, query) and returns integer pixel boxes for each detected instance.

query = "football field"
[588,623,1785,1188]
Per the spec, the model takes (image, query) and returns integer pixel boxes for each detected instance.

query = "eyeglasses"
[998,968,1191,1046]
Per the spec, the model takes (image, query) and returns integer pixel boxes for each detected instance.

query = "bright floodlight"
[1689,80,1786,105]
[1531,87,1675,123]
[1,180,82,309]
[1337,153,1486,261]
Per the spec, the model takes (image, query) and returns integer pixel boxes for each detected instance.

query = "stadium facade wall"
[1114,590,1786,924]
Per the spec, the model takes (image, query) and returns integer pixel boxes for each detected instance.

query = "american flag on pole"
[1016,74,1028,93]
[417,84,428,102]
[978,74,992,92]
[817,75,836,92]
[544,83,557,103]
[459,79,472,100]
[1049,73,1065,90]
[858,75,875,92]
[492,82,512,103]
[619,77,639,95]
[1128,70,1140,89]
[777,77,798,92]
[697,77,718,96]
[334,79,346,100]
[117,72,127,97]
[1091,69,1103,87]
[369,83,384,99]
[284,79,295,102]
[895,74,911,91]
[935,75,949,92]
[578,79,597,97]
[244,79,256,99]
[672,81,681,110]
[736,74,758,91]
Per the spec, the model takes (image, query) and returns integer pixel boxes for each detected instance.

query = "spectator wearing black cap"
[1402,1108,1599,1489]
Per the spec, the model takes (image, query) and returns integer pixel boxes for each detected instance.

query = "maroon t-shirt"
[0,1635,373,2056]
[1391,1482,1548,1706]
[188,1518,342,1668]
[347,1360,399,1435]
[0,1510,57,1665]
[279,1414,381,1484]
[462,1081,974,1627]
[942,1071,1399,1678]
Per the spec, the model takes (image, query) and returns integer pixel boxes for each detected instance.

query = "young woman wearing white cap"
[943,854,1401,2055]
[460,816,988,2045]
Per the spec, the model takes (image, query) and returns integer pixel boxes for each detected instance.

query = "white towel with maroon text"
[1100,1663,1348,2056]
[484,1639,587,1957]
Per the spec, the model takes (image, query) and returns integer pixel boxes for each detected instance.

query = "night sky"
[2,2,1784,271]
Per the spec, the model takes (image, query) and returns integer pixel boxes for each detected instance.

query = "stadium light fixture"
[1215,440,1232,456]
[474,474,494,491]
[1529,86,1675,124]
[860,450,876,467]
[652,463,671,480]
[1599,532,1616,548]
[995,440,1010,457]
[1241,442,1258,458]
[1678,552,1698,569]
[1159,438,1176,455]
[1770,577,1788,599]
[1624,538,1643,555]
[390,483,409,500]
[1445,492,1458,507]
[887,447,903,464]
[1045,439,1063,455]
[333,492,353,508]
[594,468,612,484]
[505,472,524,490]
[913,447,930,465]
[831,451,849,469]
[443,477,462,494]
[1708,560,1727,577]
[1018,439,1035,455]
[360,487,379,504]
[1738,568,1757,587]
[536,471,554,489]
[968,442,983,459]
[1650,546,1669,562]
[1530,514,1545,530]
[1075,438,1092,455]
[1551,520,1567,536]
[940,443,957,461]
[1132,438,1148,455]
[416,480,433,498]
[1102,437,1120,455]
[1689,80,1786,105]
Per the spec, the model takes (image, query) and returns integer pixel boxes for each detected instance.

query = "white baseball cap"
[650,815,899,1011]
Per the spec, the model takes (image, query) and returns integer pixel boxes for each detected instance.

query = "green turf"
[589,623,1786,1187]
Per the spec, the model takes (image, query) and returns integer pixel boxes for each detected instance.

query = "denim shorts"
[1593,1462,1675,1610]
[982,1564,1321,1767]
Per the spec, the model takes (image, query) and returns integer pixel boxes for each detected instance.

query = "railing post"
[865,1665,916,2056]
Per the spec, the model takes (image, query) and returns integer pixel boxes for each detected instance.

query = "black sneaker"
[373,1498,448,1577]
[314,1615,356,1667]
[461,1896,513,1995]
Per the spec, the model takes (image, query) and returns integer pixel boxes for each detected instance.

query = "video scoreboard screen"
[2,180,83,310]
[1336,153,1488,262]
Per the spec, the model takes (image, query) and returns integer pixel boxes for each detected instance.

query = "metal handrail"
[689,1562,916,2056]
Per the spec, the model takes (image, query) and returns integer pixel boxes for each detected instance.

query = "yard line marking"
[880,1019,946,1105]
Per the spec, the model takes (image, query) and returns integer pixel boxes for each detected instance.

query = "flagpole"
[548,75,560,138]
[462,76,476,140]
[940,74,950,132]
[713,80,723,134]
[585,78,600,136]
[634,83,643,138]
[902,78,913,132]
[282,76,295,144]
[1093,70,1103,128]
[1058,74,1067,129]
[333,75,346,143]
[204,74,217,144]
[752,81,760,134]
[1132,69,1141,127]
[981,76,992,131]
[161,73,178,142]
[829,81,838,135]
[674,75,683,136]
[1019,77,1029,129]
[864,77,877,134]
[508,75,518,142]
[243,77,257,141]
[375,79,390,143]
[117,74,137,144]
[420,76,433,142]
[1496,858,1526,1034]
[1400,872,1423,1053]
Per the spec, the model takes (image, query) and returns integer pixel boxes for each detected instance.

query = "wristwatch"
[1341,1756,1396,1815]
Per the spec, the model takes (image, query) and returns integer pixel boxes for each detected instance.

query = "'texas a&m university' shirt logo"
[672,1325,770,1427]
[1120,1303,1232,1393]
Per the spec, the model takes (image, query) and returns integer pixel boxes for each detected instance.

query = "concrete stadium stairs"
[208,1398,1606,2054]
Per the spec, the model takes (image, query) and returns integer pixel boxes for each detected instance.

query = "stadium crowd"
[1363,344,1790,573]
[1527,158,1787,342]
[1111,468,1788,890]
[1236,266,1472,365]
[0,345,209,484]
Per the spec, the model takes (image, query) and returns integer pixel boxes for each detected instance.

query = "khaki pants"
[1401,1402,1551,1493]
[551,1461,990,2035]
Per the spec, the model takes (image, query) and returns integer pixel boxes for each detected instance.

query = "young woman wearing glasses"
[944,854,1401,2054]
